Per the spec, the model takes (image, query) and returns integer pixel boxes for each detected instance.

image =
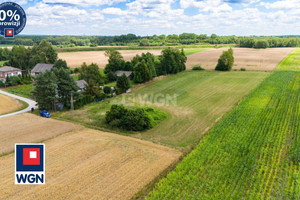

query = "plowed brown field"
[186,47,294,71]
[58,50,162,68]
[0,94,22,115]
[0,114,181,200]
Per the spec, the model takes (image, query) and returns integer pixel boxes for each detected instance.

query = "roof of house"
[76,80,87,89]
[0,66,21,72]
[114,70,132,77]
[31,63,54,73]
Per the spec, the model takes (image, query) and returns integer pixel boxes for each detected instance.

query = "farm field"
[58,49,162,68]
[277,48,300,71]
[0,93,22,115]
[186,47,294,70]
[0,113,80,155]
[0,118,181,199]
[54,71,269,150]
[146,71,300,199]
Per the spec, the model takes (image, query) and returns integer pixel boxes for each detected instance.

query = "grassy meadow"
[3,84,34,99]
[54,70,269,150]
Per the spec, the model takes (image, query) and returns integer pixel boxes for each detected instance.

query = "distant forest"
[0,33,300,48]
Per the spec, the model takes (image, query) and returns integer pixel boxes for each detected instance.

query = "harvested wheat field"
[186,47,294,70]
[58,50,162,68]
[0,94,22,115]
[0,128,181,200]
[0,113,81,155]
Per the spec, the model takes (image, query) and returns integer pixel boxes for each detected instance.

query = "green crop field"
[277,48,300,71]
[184,48,207,56]
[54,71,269,150]
[146,71,300,199]
[4,84,34,99]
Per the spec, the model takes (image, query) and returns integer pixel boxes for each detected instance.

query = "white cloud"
[180,0,232,13]
[102,7,127,15]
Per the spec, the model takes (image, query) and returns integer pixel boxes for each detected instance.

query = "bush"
[215,48,234,71]
[240,68,246,71]
[107,71,117,82]
[103,86,112,94]
[105,105,167,131]
[192,65,205,70]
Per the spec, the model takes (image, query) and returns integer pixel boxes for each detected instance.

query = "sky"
[2,0,300,36]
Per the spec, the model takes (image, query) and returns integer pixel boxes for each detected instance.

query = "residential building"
[31,63,54,75]
[0,66,22,83]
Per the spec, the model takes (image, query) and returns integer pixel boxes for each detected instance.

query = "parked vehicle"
[40,110,51,118]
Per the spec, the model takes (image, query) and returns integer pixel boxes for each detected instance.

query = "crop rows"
[146,71,299,199]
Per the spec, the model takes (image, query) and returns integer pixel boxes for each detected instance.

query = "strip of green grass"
[4,84,34,99]
[184,48,207,56]
[53,70,269,150]
[146,71,300,199]
[277,48,300,71]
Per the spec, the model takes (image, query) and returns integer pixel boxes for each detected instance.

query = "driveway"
[0,89,38,118]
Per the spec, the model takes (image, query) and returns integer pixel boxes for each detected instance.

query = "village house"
[76,80,87,92]
[114,70,133,80]
[31,63,54,75]
[0,66,22,83]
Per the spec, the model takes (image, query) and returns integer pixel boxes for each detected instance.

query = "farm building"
[0,66,22,83]
[31,63,54,75]
[115,70,133,79]
[76,80,87,92]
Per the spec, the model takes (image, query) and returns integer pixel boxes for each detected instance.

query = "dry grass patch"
[0,128,181,200]
[186,47,294,71]
[0,113,81,155]
[58,50,162,68]
[0,94,22,115]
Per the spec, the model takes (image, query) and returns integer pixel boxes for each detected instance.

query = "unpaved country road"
[0,90,37,118]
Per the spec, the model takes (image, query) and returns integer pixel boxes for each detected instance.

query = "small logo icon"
[15,144,45,184]
[4,28,13,37]
[0,2,26,38]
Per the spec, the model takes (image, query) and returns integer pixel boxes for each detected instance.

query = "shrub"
[107,71,117,82]
[116,74,130,93]
[215,48,234,71]
[105,105,167,131]
[103,86,112,94]
[240,68,246,71]
[192,65,205,70]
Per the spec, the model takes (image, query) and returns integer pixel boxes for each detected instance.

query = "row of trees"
[2,40,57,70]
[104,48,187,84]
[1,34,300,48]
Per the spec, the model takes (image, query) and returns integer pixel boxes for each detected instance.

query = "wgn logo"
[15,144,45,184]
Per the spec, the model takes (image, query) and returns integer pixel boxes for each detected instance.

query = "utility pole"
[70,93,74,115]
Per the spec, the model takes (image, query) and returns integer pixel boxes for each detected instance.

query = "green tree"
[116,74,130,92]
[254,40,269,49]
[215,48,234,71]
[104,49,125,73]
[53,59,68,69]
[32,70,57,110]
[52,68,78,107]
[83,79,102,98]
[139,38,150,46]
[160,47,187,75]
[79,63,103,85]
[133,60,151,83]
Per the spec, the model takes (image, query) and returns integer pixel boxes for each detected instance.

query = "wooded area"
[1,34,299,48]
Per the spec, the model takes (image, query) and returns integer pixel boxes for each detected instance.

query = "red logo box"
[23,148,40,165]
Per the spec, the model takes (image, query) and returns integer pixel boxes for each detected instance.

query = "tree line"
[1,34,300,48]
